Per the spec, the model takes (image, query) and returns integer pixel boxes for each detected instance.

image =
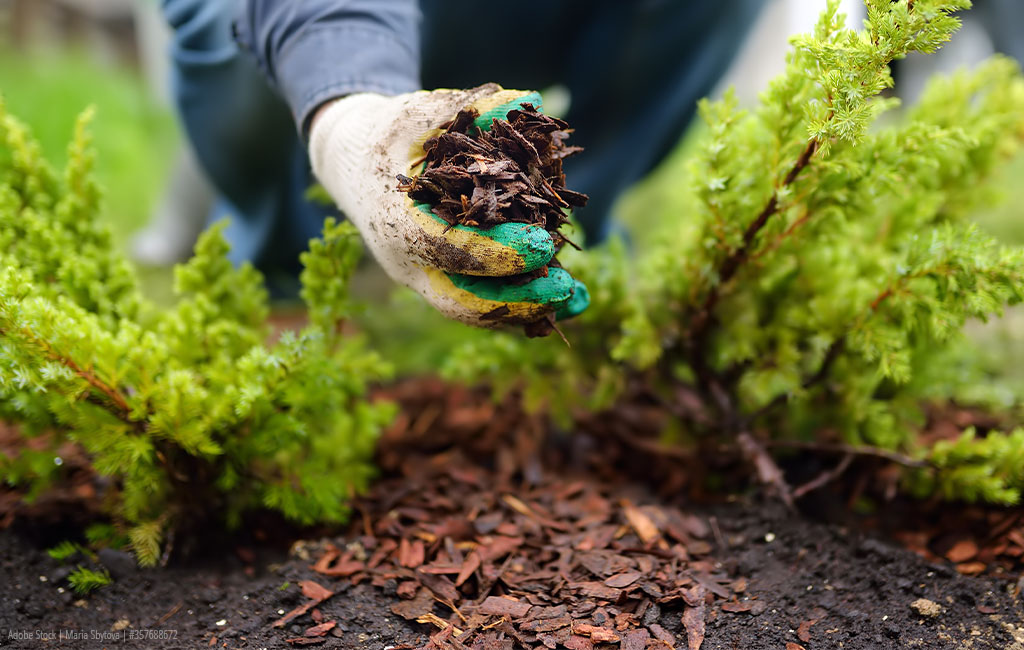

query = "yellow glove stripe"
[406,198,528,276]
[424,267,552,324]
[468,89,535,120]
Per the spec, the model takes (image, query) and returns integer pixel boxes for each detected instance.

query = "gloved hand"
[309,83,589,328]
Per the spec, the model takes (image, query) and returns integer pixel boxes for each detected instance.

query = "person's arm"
[234,0,422,135]
[235,2,589,328]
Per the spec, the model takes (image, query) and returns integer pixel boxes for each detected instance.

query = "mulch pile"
[272,381,745,649]
[397,103,589,337]
[397,104,586,236]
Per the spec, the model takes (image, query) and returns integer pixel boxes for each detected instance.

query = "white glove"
[308,83,588,328]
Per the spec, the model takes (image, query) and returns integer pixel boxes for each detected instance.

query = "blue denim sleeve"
[234,0,422,133]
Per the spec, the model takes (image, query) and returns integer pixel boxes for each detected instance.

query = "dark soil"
[3,502,1021,649]
[2,381,1023,649]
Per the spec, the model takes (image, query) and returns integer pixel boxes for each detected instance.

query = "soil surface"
[3,502,1022,650]
[2,381,1023,650]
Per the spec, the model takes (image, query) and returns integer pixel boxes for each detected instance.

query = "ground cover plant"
[446,0,1024,505]
[0,104,393,565]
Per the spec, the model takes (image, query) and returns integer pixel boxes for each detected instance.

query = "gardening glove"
[309,83,589,328]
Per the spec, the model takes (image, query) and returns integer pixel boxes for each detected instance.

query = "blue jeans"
[163,0,762,280]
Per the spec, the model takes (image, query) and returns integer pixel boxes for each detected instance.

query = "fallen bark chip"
[796,617,818,642]
[604,571,643,588]
[572,623,619,643]
[520,614,572,633]
[720,600,755,613]
[621,628,650,650]
[564,636,594,650]
[682,601,707,650]
[946,539,979,563]
[299,580,333,602]
[569,580,623,601]
[304,621,337,637]
[272,582,335,629]
[479,596,532,618]
[648,623,677,646]
[390,588,436,621]
[623,503,661,544]
[396,102,588,337]
[956,561,987,576]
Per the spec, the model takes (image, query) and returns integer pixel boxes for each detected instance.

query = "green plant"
[47,540,86,562]
[0,103,394,565]
[67,566,112,595]
[446,0,1024,503]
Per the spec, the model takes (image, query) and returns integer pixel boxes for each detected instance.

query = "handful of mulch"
[397,103,588,336]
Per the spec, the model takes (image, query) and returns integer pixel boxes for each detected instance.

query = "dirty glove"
[309,83,589,328]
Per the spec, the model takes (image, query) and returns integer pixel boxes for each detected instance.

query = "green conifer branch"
[446,0,1024,505]
[0,103,391,564]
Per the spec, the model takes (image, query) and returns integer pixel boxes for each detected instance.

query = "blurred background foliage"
[0,49,176,247]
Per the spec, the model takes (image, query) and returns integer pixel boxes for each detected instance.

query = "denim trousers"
[161,0,763,279]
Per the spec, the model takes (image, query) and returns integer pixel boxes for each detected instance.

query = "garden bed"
[2,379,1022,650]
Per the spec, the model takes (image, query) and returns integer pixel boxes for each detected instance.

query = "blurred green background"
[0,50,176,248]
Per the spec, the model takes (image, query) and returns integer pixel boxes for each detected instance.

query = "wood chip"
[648,623,676,646]
[623,503,661,544]
[564,636,594,650]
[573,623,619,643]
[272,582,334,628]
[605,571,643,588]
[956,561,987,576]
[389,589,435,621]
[622,628,651,650]
[569,581,622,600]
[797,618,818,642]
[304,621,336,638]
[479,596,532,618]
[682,602,706,650]
[721,600,755,613]
[946,539,979,564]
[299,581,333,602]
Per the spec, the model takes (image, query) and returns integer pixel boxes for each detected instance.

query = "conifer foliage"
[447,0,1024,503]
[0,105,393,565]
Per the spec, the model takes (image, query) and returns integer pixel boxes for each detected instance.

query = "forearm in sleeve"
[234,0,422,134]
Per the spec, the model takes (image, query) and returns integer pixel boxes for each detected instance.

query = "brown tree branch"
[8,326,138,427]
[738,431,795,509]
[792,453,854,499]
[687,138,820,346]
[763,439,928,468]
